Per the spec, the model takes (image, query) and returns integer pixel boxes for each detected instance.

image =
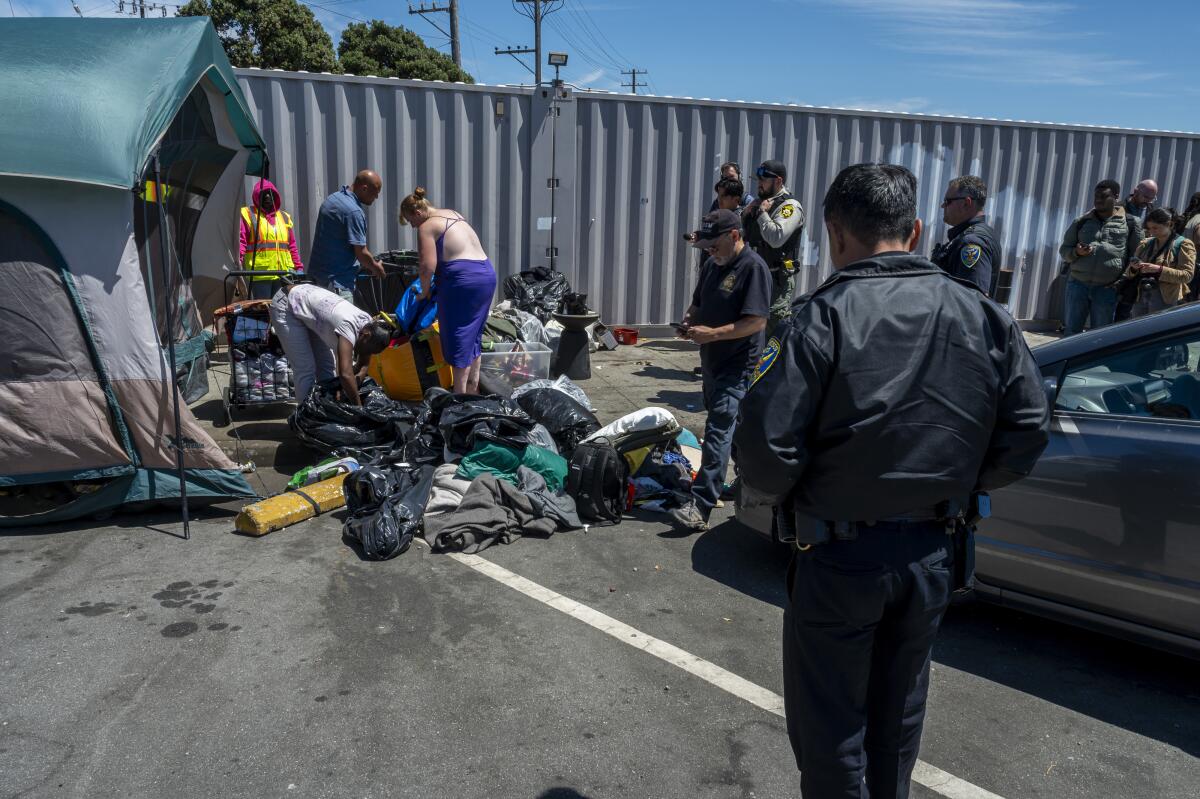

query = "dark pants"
[783,522,954,799]
[691,369,747,515]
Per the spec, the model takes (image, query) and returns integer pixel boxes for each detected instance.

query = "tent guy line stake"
[153,152,190,540]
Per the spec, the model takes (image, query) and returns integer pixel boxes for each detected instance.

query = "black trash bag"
[514,387,600,456]
[342,463,435,561]
[559,292,591,315]
[289,377,420,458]
[502,267,571,322]
[435,395,538,456]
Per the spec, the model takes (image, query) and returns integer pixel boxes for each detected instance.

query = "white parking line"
[450,552,1005,799]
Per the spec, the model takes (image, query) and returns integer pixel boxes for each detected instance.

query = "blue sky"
[14,0,1200,132]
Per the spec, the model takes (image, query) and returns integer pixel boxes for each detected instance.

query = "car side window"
[1056,329,1200,420]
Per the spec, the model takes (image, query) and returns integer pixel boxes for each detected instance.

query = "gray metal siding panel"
[235,69,1199,324]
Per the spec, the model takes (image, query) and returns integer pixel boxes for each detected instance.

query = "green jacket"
[1059,206,1142,286]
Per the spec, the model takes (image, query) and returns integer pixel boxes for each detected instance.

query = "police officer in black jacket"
[931,175,1002,296]
[734,163,1050,799]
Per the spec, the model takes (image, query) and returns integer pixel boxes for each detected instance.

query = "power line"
[621,67,647,95]
[563,3,625,71]
[573,0,632,66]
[545,17,613,75]
[494,45,536,78]
[510,0,565,85]
[407,1,461,68]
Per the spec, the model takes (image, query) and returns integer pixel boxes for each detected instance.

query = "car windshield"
[1056,333,1200,420]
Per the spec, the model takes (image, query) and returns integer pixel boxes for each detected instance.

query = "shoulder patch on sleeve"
[779,204,795,219]
[751,336,781,387]
[960,243,982,269]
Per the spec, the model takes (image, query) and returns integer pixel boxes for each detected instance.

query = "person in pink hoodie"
[239,179,303,299]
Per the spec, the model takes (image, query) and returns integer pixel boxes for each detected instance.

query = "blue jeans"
[692,369,747,515]
[1065,277,1117,335]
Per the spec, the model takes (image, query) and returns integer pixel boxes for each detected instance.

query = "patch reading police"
[720,272,737,292]
[961,243,982,269]
[780,204,795,219]
[751,336,781,386]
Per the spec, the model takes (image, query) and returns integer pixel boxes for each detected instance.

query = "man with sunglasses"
[743,159,806,325]
[671,209,771,532]
[931,175,1001,296]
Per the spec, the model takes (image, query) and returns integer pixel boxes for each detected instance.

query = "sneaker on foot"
[669,502,709,532]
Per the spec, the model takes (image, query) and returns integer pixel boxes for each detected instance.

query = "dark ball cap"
[757,159,787,181]
[690,209,742,248]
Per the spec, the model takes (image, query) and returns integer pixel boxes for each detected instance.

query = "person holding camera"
[734,163,1049,799]
[709,161,757,211]
[1123,207,1196,318]
[671,209,771,532]
[743,159,806,325]
[1058,179,1142,334]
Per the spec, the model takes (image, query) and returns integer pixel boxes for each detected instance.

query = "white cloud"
[817,0,1150,88]
[577,68,606,85]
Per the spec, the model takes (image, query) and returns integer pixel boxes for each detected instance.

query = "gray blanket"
[424,468,581,553]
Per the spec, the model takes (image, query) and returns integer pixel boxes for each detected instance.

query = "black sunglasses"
[756,167,781,179]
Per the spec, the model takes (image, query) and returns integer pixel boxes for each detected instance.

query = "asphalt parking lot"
[2,336,1197,799]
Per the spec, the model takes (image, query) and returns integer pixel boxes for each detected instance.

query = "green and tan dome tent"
[0,17,266,526]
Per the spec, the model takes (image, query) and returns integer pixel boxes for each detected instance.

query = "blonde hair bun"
[413,186,427,199]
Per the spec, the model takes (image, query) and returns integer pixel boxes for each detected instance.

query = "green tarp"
[0,17,265,189]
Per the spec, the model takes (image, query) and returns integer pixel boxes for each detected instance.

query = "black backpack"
[565,437,628,524]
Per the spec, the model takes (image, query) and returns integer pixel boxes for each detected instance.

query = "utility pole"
[621,68,647,94]
[513,0,563,85]
[115,0,173,17]
[408,1,461,69]
[494,45,537,78]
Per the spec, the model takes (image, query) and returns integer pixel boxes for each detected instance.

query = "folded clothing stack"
[233,352,294,402]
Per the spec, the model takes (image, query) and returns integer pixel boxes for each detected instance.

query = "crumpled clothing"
[425,463,472,517]
[424,472,563,553]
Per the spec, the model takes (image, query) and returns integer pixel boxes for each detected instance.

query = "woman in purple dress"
[400,187,497,394]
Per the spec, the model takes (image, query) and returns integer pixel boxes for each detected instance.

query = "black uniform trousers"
[783,521,953,799]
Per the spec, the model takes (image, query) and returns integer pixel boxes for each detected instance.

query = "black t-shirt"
[691,245,772,375]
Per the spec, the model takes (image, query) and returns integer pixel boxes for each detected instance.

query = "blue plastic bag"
[395,277,438,335]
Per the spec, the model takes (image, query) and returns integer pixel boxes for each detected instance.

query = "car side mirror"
[1042,377,1059,408]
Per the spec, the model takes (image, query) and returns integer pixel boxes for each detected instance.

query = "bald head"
[352,169,382,205]
[1133,178,1158,206]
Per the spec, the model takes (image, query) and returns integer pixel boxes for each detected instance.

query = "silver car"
[737,303,1200,658]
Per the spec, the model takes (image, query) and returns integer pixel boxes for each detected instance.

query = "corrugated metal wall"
[236,68,1200,323]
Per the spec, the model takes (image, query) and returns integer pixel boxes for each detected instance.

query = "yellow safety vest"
[240,206,295,278]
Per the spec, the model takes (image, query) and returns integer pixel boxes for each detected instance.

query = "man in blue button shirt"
[307,169,386,301]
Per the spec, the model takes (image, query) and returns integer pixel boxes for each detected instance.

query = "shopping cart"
[214,270,297,424]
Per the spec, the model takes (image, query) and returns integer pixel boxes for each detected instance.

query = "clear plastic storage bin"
[479,342,552,391]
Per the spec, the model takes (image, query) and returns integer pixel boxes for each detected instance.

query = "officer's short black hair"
[1096,179,1121,197]
[823,163,918,246]
[715,176,745,199]
[949,175,987,210]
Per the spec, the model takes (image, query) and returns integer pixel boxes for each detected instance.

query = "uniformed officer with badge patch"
[743,159,806,324]
[670,209,772,532]
[931,174,1002,296]
[734,163,1049,798]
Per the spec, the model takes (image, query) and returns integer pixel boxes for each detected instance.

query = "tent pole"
[154,153,191,540]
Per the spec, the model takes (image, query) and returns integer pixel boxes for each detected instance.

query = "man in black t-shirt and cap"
[671,209,772,532]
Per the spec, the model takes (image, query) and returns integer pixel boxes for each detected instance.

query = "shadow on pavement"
[689,518,789,608]
[646,388,704,414]
[536,789,594,799]
[691,516,1200,756]
[936,599,1200,756]
[633,364,698,383]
